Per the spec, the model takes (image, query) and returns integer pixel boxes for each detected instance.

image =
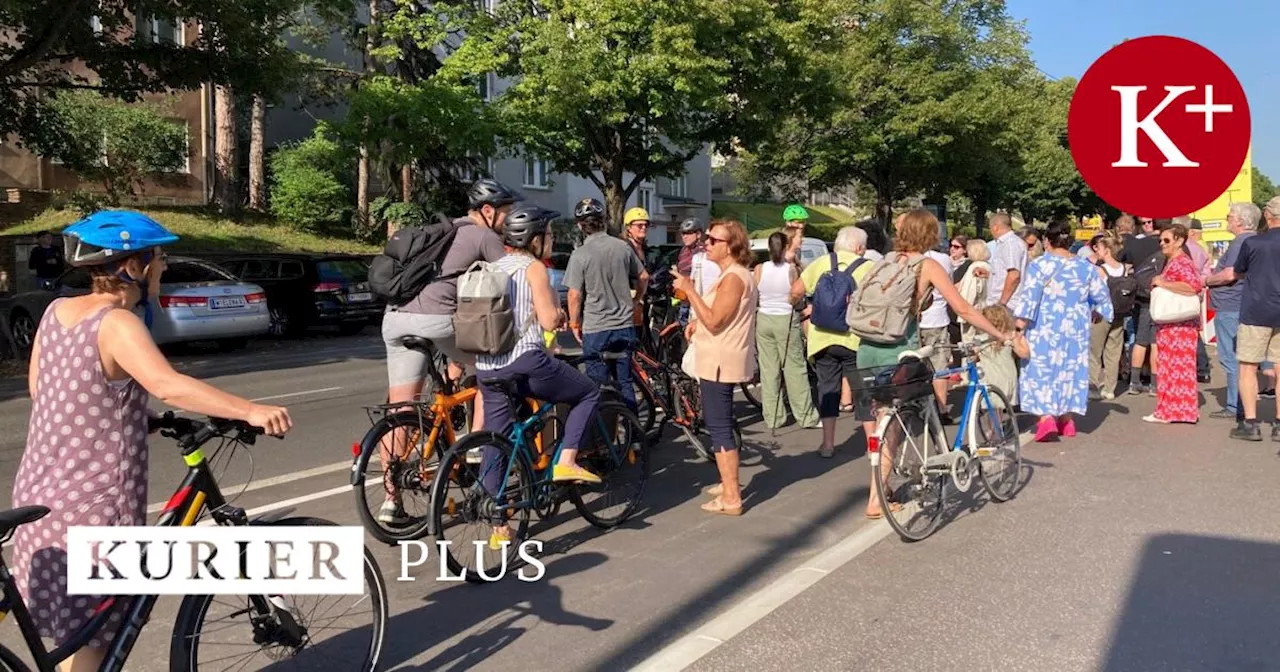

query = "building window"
[670,174,688,199]
[635,187,653,213]
[138,16,183,45]
[477,72,494,101]
[524,157,550,188]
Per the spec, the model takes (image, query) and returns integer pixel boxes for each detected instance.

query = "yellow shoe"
[552,464,602,484]
[488,527,512,551]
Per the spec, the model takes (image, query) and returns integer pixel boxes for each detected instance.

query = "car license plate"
[348,292,373,303]
[210,296,247,309]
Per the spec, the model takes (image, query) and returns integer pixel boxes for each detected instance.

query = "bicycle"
[0,413,388,671]
[351,336,553,543]
[428,376,649,583]
[866,338,1022,542]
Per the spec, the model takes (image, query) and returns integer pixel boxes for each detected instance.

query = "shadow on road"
[1101,534,1280,671]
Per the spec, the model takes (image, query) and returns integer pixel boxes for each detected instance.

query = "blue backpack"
[810,253,868,332]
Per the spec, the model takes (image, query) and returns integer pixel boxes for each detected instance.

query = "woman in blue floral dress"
[1011,220,1114,442]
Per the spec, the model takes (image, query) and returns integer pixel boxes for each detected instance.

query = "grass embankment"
[710,202,859,242]
[6,208,380,255]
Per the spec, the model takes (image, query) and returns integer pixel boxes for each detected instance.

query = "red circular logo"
[1068,36,1250,219]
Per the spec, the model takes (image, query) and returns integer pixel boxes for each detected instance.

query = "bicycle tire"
[875,404,946,542]
[739,376,762,410]
[974,384,1022,502]
[570,402,651,528]
[671,376,713,462]
[169,516,388,672]
[351,410,444,544]
[0,644,31,672]
[429,431,534,584]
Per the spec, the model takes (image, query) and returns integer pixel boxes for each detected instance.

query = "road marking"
[248,386,344,402]
[192,484,357,526]
[147,459,352,513]
[632,520,892,671]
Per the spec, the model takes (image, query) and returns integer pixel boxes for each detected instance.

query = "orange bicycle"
[350,336,558,543]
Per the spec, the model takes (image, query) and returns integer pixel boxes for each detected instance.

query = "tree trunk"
[972,191,989,239]
[603,180,628,237]
[874,182,894,228]
[357,149,370,230]
[400,164,412,202]
[248,95,266,211]
[213,86,238,213]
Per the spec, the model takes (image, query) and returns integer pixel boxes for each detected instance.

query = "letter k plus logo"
[1068,36,1251,218]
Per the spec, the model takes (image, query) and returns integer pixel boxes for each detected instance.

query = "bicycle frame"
[930,357,1005,454]
[0,439,246,672]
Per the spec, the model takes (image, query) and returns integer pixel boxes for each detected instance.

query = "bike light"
[867,436,880,454]
[350,442,360,457]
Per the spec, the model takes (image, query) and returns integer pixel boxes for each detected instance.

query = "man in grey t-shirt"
[565,199,648,408]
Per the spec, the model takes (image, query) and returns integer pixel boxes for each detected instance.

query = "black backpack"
[368,213,465,306]
[1133,251,1166,301]
[1107,273,1139,317]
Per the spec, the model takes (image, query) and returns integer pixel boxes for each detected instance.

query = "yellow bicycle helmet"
[624,207,650,227]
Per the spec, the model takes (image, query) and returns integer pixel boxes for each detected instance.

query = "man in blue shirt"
[1227,197,1280,442]
[1205,203,1261,421]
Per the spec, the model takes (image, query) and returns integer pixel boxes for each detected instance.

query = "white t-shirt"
[920,250,952,329]
[693,252,721,295]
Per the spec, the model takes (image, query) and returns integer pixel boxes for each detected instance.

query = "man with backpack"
[1124,218,1167,395]
[566,198,649,410]
[797,226,873,458]
[373,178,522,524]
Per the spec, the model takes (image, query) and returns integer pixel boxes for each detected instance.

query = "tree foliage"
[37,92,188,204]
[467,0,842,228]
[1252,165,1278,210]
[269,127,351,232]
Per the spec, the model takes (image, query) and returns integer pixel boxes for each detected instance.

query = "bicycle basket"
[854,357,935,406]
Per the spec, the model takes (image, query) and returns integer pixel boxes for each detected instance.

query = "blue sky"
[1005,0,1277,181]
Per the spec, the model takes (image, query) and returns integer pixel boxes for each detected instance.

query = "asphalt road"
[0,332,1277,671]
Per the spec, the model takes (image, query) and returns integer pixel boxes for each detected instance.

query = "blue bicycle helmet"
[63,210,179,267]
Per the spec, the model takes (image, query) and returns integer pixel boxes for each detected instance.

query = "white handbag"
[1150,286,1200,324]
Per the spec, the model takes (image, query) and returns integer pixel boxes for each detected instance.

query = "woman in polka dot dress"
[10,211,292,671]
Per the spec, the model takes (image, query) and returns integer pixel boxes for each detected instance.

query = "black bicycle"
[0,414,388,671]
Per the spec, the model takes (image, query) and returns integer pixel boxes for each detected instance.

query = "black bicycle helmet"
[467,178,523,210]
[574,197,605,221]
[679,217,704,234]
[502,203,559,249]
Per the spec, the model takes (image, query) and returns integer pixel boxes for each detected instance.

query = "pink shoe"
[1058,416,1077,438]
[1034,417,1059,443]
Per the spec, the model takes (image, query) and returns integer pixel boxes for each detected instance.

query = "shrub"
[369,197,428,239]
[270,130,350,232]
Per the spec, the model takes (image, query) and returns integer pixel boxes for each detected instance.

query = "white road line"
[146,460,352,513]
[248,386,344,402]
[195,484,354,526]
[632,521,893,672]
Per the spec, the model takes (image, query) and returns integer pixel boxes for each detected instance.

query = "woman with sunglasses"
[949,235,969,264]
[1145,223,1202,424]
[11,211,292,671]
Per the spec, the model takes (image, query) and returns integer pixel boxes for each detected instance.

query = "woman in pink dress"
[11,211,292,671]
[1146,223,1202,424]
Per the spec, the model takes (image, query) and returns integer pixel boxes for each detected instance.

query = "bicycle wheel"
[874,404,946,542]
[974,384,1022,502]
[570,402,650,528]
[351,410,444,543]
[0,644,31,671]
[169,517,387,672]
[739,373,762,410]
[671,376,714,462]
[429,431,535,584]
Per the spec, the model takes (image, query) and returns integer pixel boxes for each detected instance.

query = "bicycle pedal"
[465,447,483,464]
[974,447,994,457]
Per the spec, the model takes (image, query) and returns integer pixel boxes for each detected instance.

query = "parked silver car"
[4,257,269,352]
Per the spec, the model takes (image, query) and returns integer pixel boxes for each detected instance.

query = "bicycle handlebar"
[150,411,277,447]
[896,336,1005,364]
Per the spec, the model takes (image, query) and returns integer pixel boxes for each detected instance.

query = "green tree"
[0,0,316,150]
[40,92,188,204]
[465,0,840,228]
[749,0,1038,226]
[270,126,352,232]
[1252,165,1278,210]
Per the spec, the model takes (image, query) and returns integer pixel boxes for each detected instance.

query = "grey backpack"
[453,260,520,356]
[846,252,929,344]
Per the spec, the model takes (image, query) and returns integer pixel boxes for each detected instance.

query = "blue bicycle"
[428,375,649,582]
[865,338,1022,541]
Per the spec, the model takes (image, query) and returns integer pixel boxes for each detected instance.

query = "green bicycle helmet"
[783,204,810,223]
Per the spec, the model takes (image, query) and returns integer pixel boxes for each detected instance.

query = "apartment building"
[0,16,213,207]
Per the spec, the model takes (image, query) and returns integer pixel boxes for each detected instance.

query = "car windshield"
[162,260,235,284]
[317,259,369,283]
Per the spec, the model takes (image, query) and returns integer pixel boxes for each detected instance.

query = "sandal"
[701,498,742,516]
[703,483,723,497]
[839,403,854,413]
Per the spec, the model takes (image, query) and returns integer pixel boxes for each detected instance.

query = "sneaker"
[1230,421,1263,442]
[1034,417,1059,443]
[1127,384,1145,396]
[1273,423,1280,443]
[1197,373,1213,384]
[1058,416,1077,438]
[1147,384,1158,397]
[1260,388,1277,400]
[1209,409,1237,420]
[377,499,411,526]
[1100,389,1115,401]
[1088,387,1103,402]
[552,464,602,484]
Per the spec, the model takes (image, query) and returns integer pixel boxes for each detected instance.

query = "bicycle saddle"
[0,506,50,538]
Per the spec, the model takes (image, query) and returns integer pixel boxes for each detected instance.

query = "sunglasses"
[1026,242,1037,249]
[950,243,963,249]
[1160,237,1178,244]
[706,235,729,246]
